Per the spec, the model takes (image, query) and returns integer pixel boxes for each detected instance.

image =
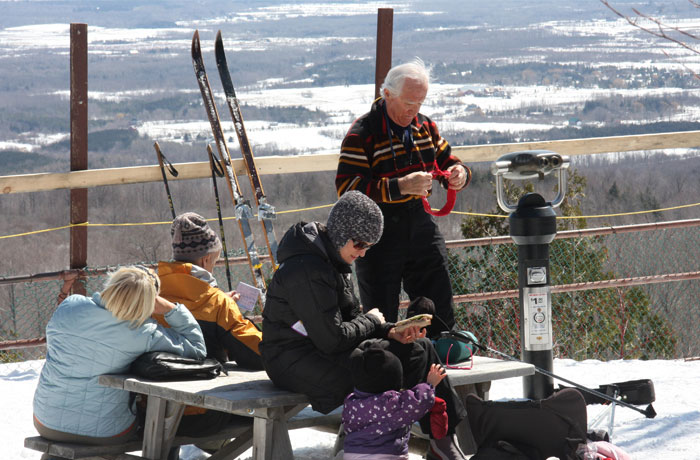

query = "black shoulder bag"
[130,351,223,381]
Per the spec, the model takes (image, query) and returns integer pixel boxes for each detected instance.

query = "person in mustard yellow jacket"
[157,211,262,369]
[156,212,263,440]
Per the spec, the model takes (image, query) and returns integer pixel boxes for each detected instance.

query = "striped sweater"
[336,98,470,203]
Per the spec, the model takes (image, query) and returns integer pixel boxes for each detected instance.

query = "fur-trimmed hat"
[171,212,222,263]
[350,343,403,394]
[326,191,384,250]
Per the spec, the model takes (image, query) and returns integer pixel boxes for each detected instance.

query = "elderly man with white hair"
[337,59,470,337]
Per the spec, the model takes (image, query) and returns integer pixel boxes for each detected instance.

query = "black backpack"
[467,388,588,460]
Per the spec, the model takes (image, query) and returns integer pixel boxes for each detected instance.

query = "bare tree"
[601,0,700,79]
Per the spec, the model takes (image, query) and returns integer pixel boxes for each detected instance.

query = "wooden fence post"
[375,8,393,99]
[70,23,88,295]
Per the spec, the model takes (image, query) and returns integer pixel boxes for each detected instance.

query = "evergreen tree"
[452,169,676,359]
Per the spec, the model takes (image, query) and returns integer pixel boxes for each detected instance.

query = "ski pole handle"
[154,141,178,219]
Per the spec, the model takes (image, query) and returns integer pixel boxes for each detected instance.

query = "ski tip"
[215,31,226,64]
[191,30,202,61]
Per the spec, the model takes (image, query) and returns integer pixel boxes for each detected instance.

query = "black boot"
[426,434,467,460]
[166,446,180,460]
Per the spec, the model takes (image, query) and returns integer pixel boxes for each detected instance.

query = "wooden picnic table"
[98,356,535,460]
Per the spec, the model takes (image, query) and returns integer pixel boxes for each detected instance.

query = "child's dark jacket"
[342,382,435,456]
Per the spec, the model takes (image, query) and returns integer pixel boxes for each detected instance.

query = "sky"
[5,357,700,459]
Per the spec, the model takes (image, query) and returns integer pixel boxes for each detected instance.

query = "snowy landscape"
[1,1,700,162]
[2,2,700,459]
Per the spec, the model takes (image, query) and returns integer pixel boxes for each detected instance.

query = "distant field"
[1,0,700,166]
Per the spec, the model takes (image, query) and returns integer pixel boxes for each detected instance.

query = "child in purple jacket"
[342,343,448,460]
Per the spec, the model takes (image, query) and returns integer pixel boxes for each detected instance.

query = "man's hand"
[398,171,433,196]
[366,308,386,324]
[153,295,176,315]
[387,324,427,344]
[446,164,468,190]
[226,290,241,302]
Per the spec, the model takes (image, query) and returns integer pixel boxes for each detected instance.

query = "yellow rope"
[559,201,700,219]
[277,203,333,214]
[450,211,507,218]
[2,202,698,240]
[0,222,88,239]
[448,201,700,219]
[87,221,168,227]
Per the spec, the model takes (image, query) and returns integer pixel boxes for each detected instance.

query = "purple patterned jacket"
[342,382,435,456]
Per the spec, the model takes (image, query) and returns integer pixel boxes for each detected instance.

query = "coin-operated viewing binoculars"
[491,150,570,400]
[491,150,569,212]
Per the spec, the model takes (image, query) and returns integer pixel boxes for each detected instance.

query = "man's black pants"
[356,200,456,337]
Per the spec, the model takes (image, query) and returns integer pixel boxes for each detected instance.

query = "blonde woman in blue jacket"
[33,266,206,445]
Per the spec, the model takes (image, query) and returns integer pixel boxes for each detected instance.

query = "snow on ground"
[5,358,700,459]
[173,82,691,119]
[0,140,33,151]
[135,119,345,155]
[7,80,696,155]
[0,24,189,53]
[439,121,558,133]
[43,81,692,119]
[0,133,68,152]
[129,82,694,156]
[176,2,429,28]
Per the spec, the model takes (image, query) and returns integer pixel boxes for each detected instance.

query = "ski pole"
[207,144,233,292]
[440,331,657,419]
[153,142,178,219]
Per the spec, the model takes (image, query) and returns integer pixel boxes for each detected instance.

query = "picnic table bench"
[25,356,534,460]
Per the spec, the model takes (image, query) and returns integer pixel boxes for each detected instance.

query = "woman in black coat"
[260,191,468,460]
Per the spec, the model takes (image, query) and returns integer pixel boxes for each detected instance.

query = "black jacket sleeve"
[280,256,382,354]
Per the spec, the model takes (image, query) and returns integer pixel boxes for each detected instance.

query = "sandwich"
[393,313,432,333]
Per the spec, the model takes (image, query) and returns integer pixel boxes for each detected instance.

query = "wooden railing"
[2,131,699,357]
[2,130,700,195]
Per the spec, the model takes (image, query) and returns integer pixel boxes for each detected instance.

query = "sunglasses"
[134,264,160,292]
[352,240,373,250]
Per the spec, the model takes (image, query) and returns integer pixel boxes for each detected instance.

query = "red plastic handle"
[422,167,456,217]
[422,189,456,216]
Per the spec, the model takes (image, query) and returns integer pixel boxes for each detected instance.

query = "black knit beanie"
[171,212,222,263]
[326,191,384,250]
[350,344,403,394]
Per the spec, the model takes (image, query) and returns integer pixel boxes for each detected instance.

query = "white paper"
[235,281,262,312]
[291,320,308,336]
